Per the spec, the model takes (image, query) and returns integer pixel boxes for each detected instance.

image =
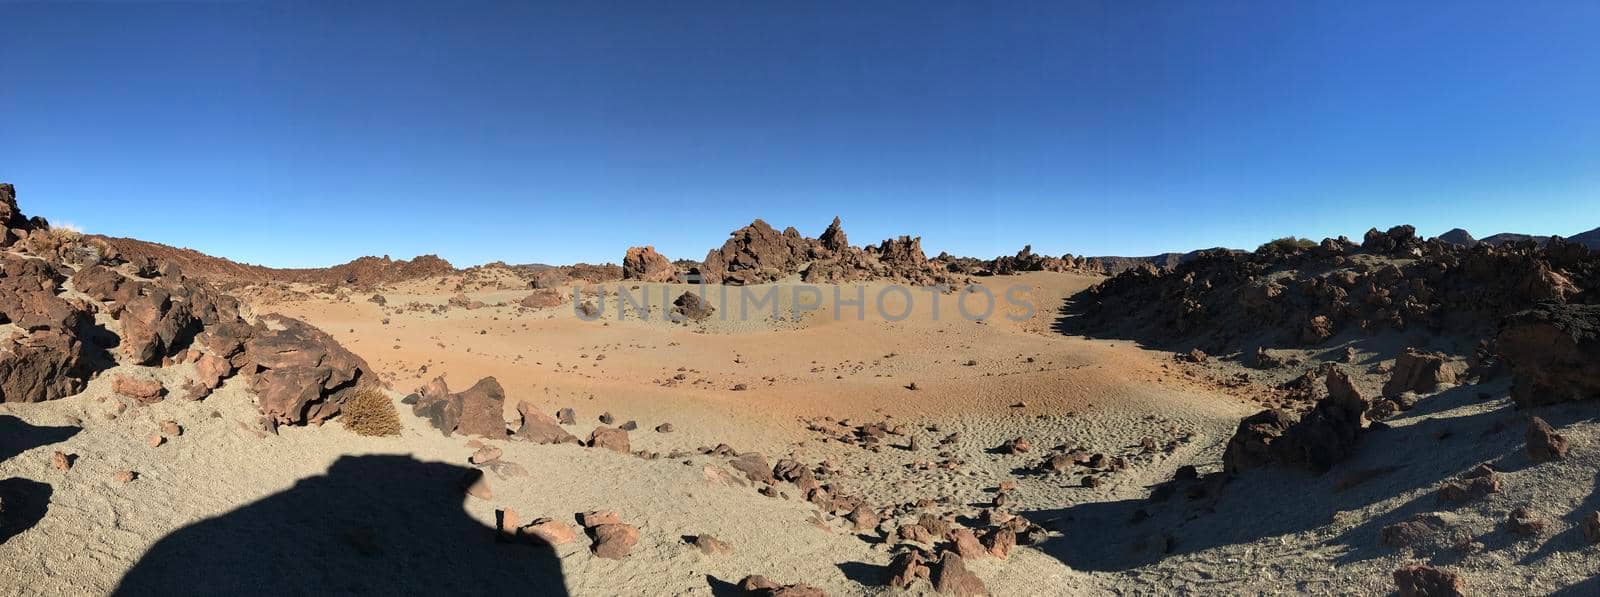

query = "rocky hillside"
[96,235,455,289]
[1437,225,1600,250]
[1070,225,1597,357]
[1,183,373,428]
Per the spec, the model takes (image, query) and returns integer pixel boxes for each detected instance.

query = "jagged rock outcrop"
[410,376,508,438]
[695,217,971,288]
[622,246,676,283]
[1498,303,1600,408]
[699,220,815,285]
[1071,226,1599,356]
[241,314,374,425]
[1224,368,1369,474]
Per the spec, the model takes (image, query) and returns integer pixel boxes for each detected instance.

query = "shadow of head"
[0,414,80,464]
[112,454,568,596]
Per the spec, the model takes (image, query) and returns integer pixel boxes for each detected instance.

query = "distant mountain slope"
[1430,225,1599,250]
[95,235,454,287]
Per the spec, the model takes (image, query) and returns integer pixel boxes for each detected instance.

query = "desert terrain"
[4,183,1600,596]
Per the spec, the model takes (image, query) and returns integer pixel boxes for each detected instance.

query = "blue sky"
[3,1,1598,267]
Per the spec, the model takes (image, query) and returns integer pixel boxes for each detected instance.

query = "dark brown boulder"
[1393,564,1465,597]
[931,551,989,596]
[0,257,96,403]
[699,219,814,285]
[1222,409,1294,474]
[884,549,931,589]
[622,246,675,283]
[1383,349,1458,397]
[243,314,372,426]
[512,400,578,444]
[671,291,714,321]
[453,377,507,438]
[1225,368,1368,474]
[1498,303,1600,408]
[1526,416,1569,463]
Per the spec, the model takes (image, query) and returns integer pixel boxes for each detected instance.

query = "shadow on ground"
[0,414,79,544]
[1020,384,1571,574]
[112,454,568,596]
[0,414,80,464]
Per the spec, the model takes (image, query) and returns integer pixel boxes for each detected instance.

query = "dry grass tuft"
[342,387,402,436]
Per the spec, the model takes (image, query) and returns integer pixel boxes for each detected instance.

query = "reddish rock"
[51,451,71,471]
[159,420,182,436]
[998,437,1031,454]
[113,470,137,484]
[454,377,507,438]
[578,510,622,528]
[885,550,931,589]
[513,400,578,444]
[470,445,503,465]
[931,551,989,596]
[982,527,1016,559]
[728,452,775,484]
[588,426,631,453]
[1383,349,1458,397]
[521,518,578,546]
[622,246,676,283]
[1393,564,1465,597]
[194,353,232,390]
[690,534,732,555]
[243,315,372,426]
[112,375,165,404]
[1525,416,1569,463]
[589,523,639,559]
[947,528,985,560]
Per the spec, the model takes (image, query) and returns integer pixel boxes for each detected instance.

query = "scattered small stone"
[619,420,638,431]
[1526,416,1568,462]
[147,434,164,448]
[690,534,732,555]
[655,423,675,433]
[521,518,578,545]
[113,470,137,484]
[51,451,72,471]
[557,408,576,425]
[598,412,615,425]
[470,445,503,465]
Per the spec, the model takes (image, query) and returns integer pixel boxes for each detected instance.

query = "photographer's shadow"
[113,454,568,596]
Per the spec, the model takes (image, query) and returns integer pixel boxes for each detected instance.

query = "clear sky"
[3,1,1598,268]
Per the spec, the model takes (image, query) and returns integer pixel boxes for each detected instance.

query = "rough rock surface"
[243,315,374,426]
[410,376,507,438]
[622,246,676,283]
[1498,303,1600,408]
[671,292,715,321]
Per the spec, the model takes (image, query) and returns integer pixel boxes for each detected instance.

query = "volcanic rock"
[622,246,676,283]
[1526,416,1568,463]
[1498,303,1600,408]
[1393,564,1465,597]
